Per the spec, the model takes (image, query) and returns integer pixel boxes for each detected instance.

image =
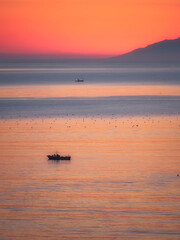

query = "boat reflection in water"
[47,153,71,161]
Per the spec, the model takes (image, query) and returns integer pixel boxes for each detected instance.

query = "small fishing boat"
[47,153,71,160]
[75,78,84,82]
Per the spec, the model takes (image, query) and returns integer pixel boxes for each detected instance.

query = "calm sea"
[0,64,180,239]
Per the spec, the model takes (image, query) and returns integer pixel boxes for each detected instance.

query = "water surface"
[0,65,180,239]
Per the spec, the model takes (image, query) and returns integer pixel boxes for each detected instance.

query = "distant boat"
[47,153,71,160]
[75,78,84,82]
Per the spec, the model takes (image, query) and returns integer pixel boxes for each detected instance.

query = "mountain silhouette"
[108,38,180,63]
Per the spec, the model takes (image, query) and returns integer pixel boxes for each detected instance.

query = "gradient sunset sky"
[0,0,180,57]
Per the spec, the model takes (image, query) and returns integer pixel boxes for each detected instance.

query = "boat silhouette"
[47,153,71,160]
[75,78,84,82]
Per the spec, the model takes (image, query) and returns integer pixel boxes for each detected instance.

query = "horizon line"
[0,37,179,61]
[0,53,115,60]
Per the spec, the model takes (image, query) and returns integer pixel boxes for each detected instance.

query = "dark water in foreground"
[0,65,180,239]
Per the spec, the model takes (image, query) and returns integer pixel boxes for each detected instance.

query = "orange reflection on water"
[0,116,180,239]
[1,116,180,176]
[0,84,180,98]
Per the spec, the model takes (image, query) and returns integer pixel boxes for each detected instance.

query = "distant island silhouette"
[107,38,180,63]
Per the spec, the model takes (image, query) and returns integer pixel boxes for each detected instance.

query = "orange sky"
[0,0,180,57]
